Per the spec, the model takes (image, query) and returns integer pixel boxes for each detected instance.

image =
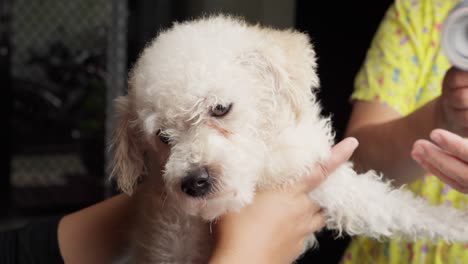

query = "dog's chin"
[177,191,250,221]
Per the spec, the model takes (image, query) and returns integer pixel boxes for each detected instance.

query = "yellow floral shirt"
[342,0,468,263]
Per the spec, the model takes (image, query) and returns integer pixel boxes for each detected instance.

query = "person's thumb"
[299,137,359,193]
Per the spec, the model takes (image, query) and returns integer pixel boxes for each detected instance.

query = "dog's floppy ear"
[109,95,145,195]
[244,29,319,119]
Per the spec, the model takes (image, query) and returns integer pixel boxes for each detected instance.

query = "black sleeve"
[0,216,64,264]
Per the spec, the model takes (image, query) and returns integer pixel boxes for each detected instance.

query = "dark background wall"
[296,1,393,141]
[0,0,12,216]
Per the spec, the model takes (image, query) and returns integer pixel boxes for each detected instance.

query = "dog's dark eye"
[211,103,233,117]
[157,130,171,145]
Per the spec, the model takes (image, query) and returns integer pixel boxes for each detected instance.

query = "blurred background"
[0,0,392,262]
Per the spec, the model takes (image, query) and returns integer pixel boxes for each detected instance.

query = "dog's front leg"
[309,163,468,243]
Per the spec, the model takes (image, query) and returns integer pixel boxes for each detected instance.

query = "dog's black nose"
[181,167,212,197]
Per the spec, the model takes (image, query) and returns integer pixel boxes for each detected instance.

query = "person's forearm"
[346,99,441,185]
[58,193,135,264]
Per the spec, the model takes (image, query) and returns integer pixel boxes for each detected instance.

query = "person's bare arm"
[412,129,468,193]
[345,99,440,185]
[58,193,135,264]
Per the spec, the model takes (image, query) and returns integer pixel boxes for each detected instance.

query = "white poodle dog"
[111,15,468,263]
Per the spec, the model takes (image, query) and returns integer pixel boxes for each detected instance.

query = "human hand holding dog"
[412,129,468,193]
[209,137,359,264]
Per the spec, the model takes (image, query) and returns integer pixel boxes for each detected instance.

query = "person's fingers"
[300,208,326,236]
[430,129,468,163]
[412,150,468,193]
[311,210,326,229]
[412,140,468,193]
[306,198,323,215]
[412,139,466,184]
[299,137,359,193]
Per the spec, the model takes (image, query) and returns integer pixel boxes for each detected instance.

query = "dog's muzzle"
[181,167,212,197]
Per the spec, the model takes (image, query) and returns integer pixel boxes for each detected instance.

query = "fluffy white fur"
[111,15,468,263]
